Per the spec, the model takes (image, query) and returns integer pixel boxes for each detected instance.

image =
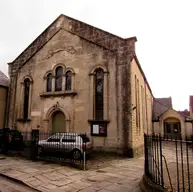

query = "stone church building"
[7,14,153,157]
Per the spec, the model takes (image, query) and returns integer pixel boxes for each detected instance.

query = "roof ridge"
[63,14,137,41]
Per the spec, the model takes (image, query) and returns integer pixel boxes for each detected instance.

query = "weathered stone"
[7,14,153,155]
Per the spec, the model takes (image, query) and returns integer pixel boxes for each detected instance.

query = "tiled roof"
[178,110,190,117]
[152,97,173,120]
[0,70,9,87]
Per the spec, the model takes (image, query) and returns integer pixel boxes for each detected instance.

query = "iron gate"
[144,133,193,192]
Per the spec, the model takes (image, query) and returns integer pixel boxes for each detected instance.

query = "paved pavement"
[0,155,144,192]
[0,176,38,192]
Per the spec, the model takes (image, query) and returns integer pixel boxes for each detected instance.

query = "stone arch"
[43,70,53,79]
[18,75,33,120]
[163,117,181,139]
[44,105,70,121]
[164,117,180,123]
[65,67,75,75]
[21,75,33,83]
[89,65,108,75]
[88,65,109,120]
[64,68,75,91]
[44,105,70,132]
[52,63,66,75]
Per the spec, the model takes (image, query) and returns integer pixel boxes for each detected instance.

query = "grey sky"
[0,0,192,110]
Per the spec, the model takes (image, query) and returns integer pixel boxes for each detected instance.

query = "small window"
[173,123,180,133]
[47,138,60,142]
[47,133,62,142]
[65,71,72,91]
[46,73,52,92]
[62,135,76,142]
[55,66,63,91]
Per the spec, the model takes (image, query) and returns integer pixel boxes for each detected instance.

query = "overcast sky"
[0,0,192,110]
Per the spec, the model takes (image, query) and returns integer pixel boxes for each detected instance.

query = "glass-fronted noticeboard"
[91,123,107,137]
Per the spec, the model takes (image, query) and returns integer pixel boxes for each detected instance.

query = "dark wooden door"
[164,122,181,139]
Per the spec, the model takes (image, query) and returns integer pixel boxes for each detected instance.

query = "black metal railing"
[0,128,90,170]
[144,133,193,192]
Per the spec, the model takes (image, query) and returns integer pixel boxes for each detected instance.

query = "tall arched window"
[55,66,63,91]
[23,78,30,120]
[94,68,104,120]
[46,73,52,92]
[65,71,72,91]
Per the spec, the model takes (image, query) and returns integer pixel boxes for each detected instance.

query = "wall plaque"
[31,111,41,117]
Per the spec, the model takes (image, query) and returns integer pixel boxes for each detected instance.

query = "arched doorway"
[164,118,181,139]
[52,111,66,133]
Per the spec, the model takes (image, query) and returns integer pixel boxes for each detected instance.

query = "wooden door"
[52,111,66,133]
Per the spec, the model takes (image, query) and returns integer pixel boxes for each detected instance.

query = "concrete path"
[0,155,144,192]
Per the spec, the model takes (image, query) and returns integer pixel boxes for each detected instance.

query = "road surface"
[0,176,37,192]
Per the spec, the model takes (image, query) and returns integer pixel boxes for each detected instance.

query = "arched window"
[23,78,30,120]
[46,73,52,92]
[65,71,72,91]
[94,68,104,120]
[55,66,63,91]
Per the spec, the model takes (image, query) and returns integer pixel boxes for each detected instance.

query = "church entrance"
[52,111,66,133]
[164,118,181,140]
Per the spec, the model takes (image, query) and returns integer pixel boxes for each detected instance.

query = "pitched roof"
[152,97,172,120]
[153,97,193,121]
[0,70,9,87]
[178,109,190,117]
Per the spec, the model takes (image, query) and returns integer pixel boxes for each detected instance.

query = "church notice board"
[91,123,107,137]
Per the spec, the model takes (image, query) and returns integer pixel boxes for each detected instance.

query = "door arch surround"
[44,105,70,132]
[163,117,181,139]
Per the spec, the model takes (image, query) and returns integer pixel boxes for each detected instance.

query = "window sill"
[17,118,31,123]
[88,120,110,124]
[39,91,77,98]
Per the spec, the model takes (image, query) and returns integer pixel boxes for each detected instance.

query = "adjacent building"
[6,14,153,157]
[153,97,193,140]
[0,71,9,128]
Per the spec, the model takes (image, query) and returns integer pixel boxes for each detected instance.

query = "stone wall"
[7,14,144,154]
[13,28,121,151]
[131,58,153,157]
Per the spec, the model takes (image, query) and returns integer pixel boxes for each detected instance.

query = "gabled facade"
[7,14,153,157]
